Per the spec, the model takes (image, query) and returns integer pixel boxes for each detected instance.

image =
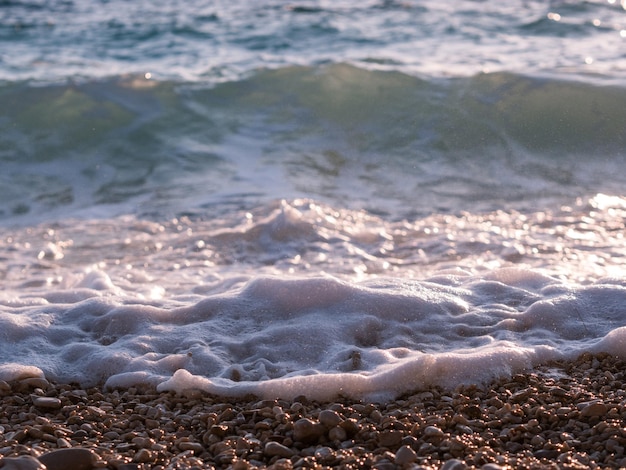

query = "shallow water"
[1,0,626,400]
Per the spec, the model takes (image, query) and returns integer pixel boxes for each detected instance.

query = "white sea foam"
[1,196,626,400]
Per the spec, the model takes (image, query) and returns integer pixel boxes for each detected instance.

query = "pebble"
[423,426,445,439]
[31,396,62,409]
[378,430,403,448]
[264,441,295,458]
[328,425,347,441]
[394,445,418,465]
[72,429,89,441]
[0,455,46,470]
[293,418,325,443]
[21,378,50,389]
[579,402,608,417]
[38,448,97,470]
[56,438,72,448]
[177,441,204,453]
[318,409,342,428]
[132,448,154,464]
[314,446,335,464]
[268,458,293,470]
[441,458,467,470]
[373,461,395,470]
[0,380,11,393]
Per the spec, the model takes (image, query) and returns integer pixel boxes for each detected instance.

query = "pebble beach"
[1,352,625,470]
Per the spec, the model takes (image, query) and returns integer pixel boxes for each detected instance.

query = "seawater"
[1,0,626,401]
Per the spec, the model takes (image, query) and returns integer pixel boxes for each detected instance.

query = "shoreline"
[1,352,625,469]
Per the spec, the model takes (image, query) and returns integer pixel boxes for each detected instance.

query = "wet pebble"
[21,378,50,390]
[0,455,46,470]
[394,445,418,465]
[318,409,342,428]
[264,441,295,458]
[423,425,444,439]
[132,448,154,464]
[579,402,608,417]
[328,425,347,441]
[31,396,62,409]
[378,430,403,448]
[38,448,97,470]
[293,418,325,443]
[177,441,204,453]
[314,446,336,464]
[441,458,467,470]
[0,380,11,393]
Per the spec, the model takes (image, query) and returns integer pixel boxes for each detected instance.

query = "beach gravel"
[1,352,625,469]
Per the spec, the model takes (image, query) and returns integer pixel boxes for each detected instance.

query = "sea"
[1,0,626,402]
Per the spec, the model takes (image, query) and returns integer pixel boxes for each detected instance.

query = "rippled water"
[1,1,625,82]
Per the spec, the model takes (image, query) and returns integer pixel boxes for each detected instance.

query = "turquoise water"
[1,1,626,398]
[2,67,626,222]
[2,0,626,223]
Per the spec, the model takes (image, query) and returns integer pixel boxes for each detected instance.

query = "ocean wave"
[2,65,625,223]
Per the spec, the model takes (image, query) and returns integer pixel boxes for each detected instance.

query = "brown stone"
[394,445,418,465]
[378,430,403,448]
[21,378,50,389]
[318,409,342,428]
[264,441,295,458]
[132,449,154,464]
[38,448,97,470]
[178,441,204,453]
[293,418,325,443]
[31,396,62,409]
[580,402,608,418]
[328,425,347,441]
[0,456,46,470]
